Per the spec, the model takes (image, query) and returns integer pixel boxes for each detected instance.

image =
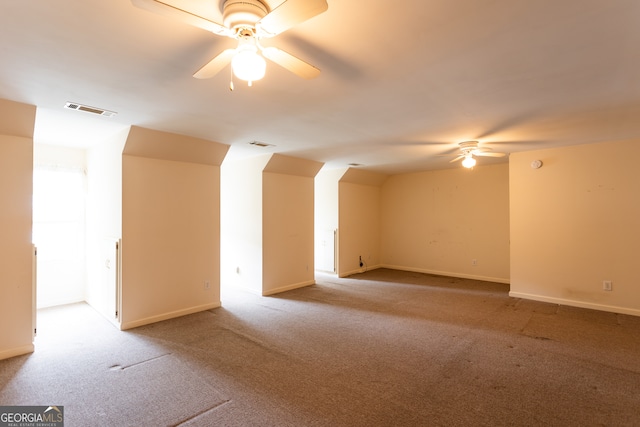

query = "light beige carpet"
[1,269,639,426]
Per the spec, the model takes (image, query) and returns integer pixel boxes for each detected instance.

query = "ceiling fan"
[131,0,328,86]
[450,141,507,168]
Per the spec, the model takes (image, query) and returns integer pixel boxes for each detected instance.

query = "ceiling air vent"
[64,102,117,117]
[249,141,275,148]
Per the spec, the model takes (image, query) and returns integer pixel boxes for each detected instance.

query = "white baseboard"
[120,302,221,331]
[0,343,34,361]
[509,291,640,317]
[262,280,316,296]
[381,264,510,284]
[37,297,85,310]
[338,264,381,278]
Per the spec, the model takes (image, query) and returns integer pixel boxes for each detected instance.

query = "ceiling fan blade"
[474,151,506,157]
[193,49,236,79]
[257,0,328,36]
[262,47,320,79]
[450,155,465,163]
[131,0,230,36]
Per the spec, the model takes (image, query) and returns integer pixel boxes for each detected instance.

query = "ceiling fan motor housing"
[223,0,269,31]
[459,140,479,155]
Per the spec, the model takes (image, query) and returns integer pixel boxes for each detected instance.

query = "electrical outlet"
[472,259,477,266]
[204,280,210,290]
[359,256,363,267]
[603,280,612,291]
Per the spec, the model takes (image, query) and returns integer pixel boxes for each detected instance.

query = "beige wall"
[262,154,323,295]
[121,127,228,329]
[221,154,322,296]
[381,163,510,283]
[221,155,270,295]
[510,140,640,315]
[338,169,387,277]
[85,130,128,323]
[263,172,315,294]
[314,168,345,273]
[0,99,36,360]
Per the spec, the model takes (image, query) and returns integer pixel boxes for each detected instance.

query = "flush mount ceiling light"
[131,0,327,87]
[230,34,267,84]
[461,154,476,169]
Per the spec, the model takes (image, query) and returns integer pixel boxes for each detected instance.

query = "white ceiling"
[2,0,640,174]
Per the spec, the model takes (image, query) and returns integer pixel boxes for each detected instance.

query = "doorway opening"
[32,163,87,309]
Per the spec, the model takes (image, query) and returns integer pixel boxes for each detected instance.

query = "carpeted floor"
[1,269,639,426]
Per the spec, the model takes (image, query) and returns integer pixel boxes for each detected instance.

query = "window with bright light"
[32,167,87,307]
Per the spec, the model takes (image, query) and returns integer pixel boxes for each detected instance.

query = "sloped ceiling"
[2,0,640,174]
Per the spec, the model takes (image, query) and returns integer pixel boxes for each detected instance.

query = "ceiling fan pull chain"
[229,66,235,91]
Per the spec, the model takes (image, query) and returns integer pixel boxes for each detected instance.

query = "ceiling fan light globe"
[232,47,266,82]
[462,156,476,168]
